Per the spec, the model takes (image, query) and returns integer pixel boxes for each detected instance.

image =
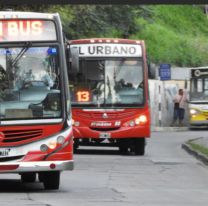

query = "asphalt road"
[0,130,208,206]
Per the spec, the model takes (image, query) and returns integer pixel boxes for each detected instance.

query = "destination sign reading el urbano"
[71,44,142,57]
[0,20,57,41]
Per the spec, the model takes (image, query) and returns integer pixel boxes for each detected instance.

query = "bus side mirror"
[69,46,79,74]
[146,56,156,79]
[147,63,156,79]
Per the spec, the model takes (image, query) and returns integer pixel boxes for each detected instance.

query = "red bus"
[0,11,74,190]
[68,38,150,155]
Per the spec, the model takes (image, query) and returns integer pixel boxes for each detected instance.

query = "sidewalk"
[182,137,208,166]
[151,126,189,132]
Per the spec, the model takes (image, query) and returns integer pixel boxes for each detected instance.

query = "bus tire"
[21,172,36,183]
[73,140,79,153]
[118,139,129,155]
[38,172,44,182]
[42,171,60,190]
[119,146,128,154]
[134,138,145,156]
[74,144,79,152]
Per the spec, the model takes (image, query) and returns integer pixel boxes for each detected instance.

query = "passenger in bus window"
[41,70,54,88]
[115,79,129,91]
[0,64,7,85]
[0,64,7,100]
[137,81,144,96]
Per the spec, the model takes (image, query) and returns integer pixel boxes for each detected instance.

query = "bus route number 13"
[77,91,90,102]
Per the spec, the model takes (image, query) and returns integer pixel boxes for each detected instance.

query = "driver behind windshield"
[15,63,54,90]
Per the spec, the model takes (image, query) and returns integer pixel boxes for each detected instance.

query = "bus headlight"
[124,115,148,127]
[129,121,135,127]
[72,119,80,126]
[190,109,200,115]
[74,121,80,126]
[48,141,57,149]
[40,144,48,152]
[57,136,65,144]
[135,115,147,125]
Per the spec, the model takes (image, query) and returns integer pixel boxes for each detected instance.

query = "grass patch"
[187,141,208,157]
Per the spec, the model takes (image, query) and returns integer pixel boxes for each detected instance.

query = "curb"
[182,142,208,166]
[152,126,189,132]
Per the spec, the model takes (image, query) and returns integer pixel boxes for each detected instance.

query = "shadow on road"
[74,147,136,156]
[0,179,46,192]
[189,128,208,131]
[75,148,119,155]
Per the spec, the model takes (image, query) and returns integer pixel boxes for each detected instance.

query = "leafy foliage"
[132,5,208,67]
[0,5,208,66]
[46,5,141,39]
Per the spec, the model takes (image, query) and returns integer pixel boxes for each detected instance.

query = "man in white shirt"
[171,89,188,126]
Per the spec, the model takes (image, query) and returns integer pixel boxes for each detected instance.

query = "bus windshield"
[69,58,144,107]
[0,46,61,120]
[190,78,208,102]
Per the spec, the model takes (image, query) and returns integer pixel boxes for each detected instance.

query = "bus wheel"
[119,146,128,154]
[134,138,145,156]
[38,172,44,182]
[21,172,36,183]
[118,139,129,155]
[42,171,60,190]
[73,139,79,153]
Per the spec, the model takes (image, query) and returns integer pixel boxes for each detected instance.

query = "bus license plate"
[0,148,11,157]
[99,133,111,139]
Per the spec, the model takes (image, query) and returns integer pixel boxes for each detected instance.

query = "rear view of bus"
[0,12,73,189]
[69,38,150,155]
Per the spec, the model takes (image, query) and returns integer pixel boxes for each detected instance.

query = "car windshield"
[0,46,61,120]
[69,58,144,107]
[190,78,208,102]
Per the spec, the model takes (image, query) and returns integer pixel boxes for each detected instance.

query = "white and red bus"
[0,11,74,189]
[68,38,150,155]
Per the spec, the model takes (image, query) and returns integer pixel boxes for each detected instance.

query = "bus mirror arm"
[147,63,156,79]
[70,47,79,74]
[147,57,156,79]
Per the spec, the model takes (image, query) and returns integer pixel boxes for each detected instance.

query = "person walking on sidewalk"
[171,89,188,126]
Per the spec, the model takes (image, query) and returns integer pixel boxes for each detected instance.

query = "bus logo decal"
[102,113,108,119]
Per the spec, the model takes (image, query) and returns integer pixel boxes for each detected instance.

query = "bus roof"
[69,38,144,45]
[0,11,59,20]
[191,66,208,70]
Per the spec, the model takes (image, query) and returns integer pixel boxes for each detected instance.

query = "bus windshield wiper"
[11,41,32,67]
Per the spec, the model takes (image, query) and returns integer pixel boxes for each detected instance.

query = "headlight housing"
[190,109,201,115]
[124,115,148,127]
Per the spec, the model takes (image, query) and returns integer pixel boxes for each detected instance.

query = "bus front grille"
[75,111,136,120]
[2,129,43,143]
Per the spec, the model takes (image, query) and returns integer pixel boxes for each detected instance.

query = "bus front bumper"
[73,125,150,139]
[189,120,208,128]
[0,160,74,173]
